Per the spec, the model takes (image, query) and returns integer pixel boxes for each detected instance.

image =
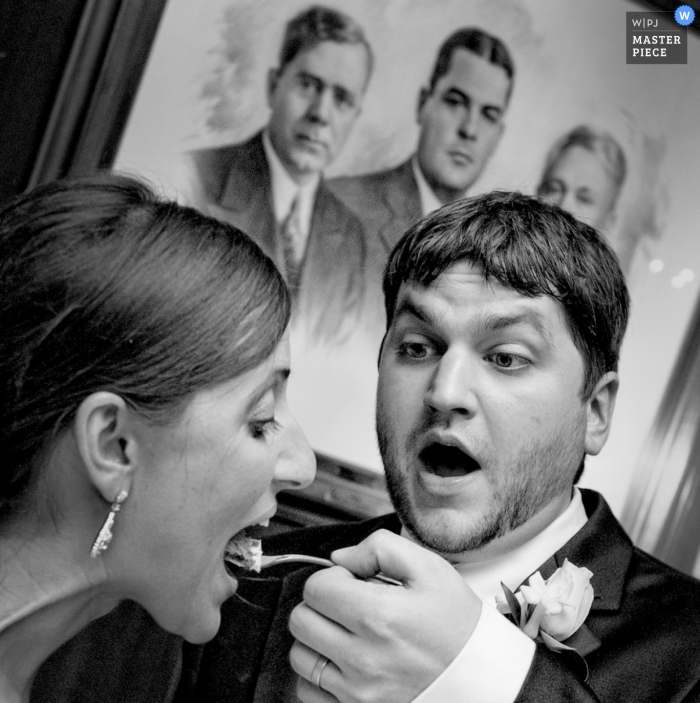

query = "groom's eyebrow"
[392,296,436,326]
[478,310,555,346]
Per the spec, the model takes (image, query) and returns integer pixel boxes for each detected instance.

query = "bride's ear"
[74,392,137,501]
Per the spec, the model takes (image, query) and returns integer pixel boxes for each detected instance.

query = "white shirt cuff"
[412,603,536,703]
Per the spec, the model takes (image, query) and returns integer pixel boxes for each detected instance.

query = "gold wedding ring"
[311,654,330,690]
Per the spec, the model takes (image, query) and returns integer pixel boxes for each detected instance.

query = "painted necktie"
[280,195,302,294]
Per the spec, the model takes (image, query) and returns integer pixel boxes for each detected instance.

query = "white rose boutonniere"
[496,559,594,653]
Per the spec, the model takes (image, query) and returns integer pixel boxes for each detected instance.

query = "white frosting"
[224,535,262,572]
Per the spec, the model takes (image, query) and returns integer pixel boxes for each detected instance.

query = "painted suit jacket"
[328,158,423,257]
[191,131,368,345]
[33,490,700,702]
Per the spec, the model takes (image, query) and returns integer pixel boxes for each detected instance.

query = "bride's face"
[119,334,315,643]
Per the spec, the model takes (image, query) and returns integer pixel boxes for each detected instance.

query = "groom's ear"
[584,371,619,456]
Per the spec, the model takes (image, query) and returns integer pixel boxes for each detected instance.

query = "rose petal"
[520,585,542,605]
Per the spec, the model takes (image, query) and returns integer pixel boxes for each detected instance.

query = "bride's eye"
[249,418,281,440]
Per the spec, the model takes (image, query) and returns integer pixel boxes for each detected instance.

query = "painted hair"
[383,190,629,400]
[428,27,514,100]
[0,173,290,519]
[279,4,373,82]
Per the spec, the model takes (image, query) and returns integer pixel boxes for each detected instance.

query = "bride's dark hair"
[0,172,290,519]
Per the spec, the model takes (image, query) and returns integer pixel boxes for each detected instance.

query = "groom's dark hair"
[382,190,630,402]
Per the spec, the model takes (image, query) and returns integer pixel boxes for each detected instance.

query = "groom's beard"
[375,406,584,555]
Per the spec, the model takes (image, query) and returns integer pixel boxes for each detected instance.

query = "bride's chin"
[184,597,227,645]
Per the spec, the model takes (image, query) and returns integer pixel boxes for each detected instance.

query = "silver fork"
[261,553,402,586]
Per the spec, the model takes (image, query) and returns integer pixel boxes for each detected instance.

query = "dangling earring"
[90,490,129,558]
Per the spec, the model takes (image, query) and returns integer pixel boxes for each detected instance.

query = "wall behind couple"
[114,0,700,533]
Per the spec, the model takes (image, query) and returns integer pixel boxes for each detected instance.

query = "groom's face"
[376,261,591,558]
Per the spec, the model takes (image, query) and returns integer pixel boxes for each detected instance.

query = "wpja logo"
[626,5,692,64]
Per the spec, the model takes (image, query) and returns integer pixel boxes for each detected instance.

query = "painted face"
[416,49,510,204]
[267,40,369,184]
[376,262,596,560]
[537,146,618,231]
[124,334,315,643]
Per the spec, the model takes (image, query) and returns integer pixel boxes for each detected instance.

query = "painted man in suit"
[328,28,513,258]
[191,6,373,344]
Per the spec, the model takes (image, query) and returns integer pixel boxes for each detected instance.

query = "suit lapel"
[216,132,278,263]
[517,490,633,660]
[302,182,344,286]
[296,182,368,342]
[550,490,632,613]
[378,160,422,253]
[522,490,632,609]
[563,622,601,659]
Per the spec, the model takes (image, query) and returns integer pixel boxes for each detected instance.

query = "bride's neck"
[0,531,119,702]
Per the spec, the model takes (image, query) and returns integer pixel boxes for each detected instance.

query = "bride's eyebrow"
[245,368,290,412]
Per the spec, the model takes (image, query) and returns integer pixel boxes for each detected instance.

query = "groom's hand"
[289,529,481,703]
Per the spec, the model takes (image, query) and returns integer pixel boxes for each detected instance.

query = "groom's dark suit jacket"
[33,490,700,702]
[191,132,368,344]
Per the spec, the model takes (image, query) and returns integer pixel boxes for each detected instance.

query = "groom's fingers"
[297,563,400,633]
[299,530,479,637]
[289,600,352,669]
[288,530,482,703]
[290,642,341,702]
[296,675,340,703]
[330,529,455,586]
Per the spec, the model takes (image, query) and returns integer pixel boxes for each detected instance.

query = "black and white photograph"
[2,0,700,701]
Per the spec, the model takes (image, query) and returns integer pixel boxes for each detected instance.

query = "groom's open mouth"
[418,442,481,478]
